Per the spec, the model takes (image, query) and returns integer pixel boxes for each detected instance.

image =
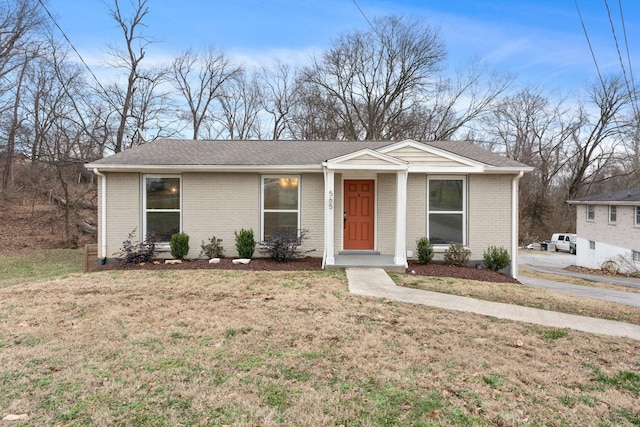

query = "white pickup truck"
[550,233,576,254]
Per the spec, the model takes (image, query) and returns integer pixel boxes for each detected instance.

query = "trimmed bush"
[261,229,312,262]
[444,243,471,267]
[235,228,255,259]
[170,233,190,259]
[483,245,510,271]
[114,228,157,265]
[416,236,434,264]
[200,236,224,258]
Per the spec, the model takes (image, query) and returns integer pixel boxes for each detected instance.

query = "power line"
[617,0,638,112]
[36,0,111,99]
[351,0,374,29]
[574,0,605,90]
[604,0,636,112]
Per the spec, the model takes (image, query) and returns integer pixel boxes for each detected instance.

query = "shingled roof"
[87,139,530,170]
[568,188,640,205]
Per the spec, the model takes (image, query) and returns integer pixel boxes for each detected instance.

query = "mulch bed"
[95,257,519,284]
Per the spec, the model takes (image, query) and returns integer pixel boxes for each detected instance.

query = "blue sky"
[45,0,640,94]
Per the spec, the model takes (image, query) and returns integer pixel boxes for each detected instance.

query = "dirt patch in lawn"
[95,257,519,283]
[0,270,638,426]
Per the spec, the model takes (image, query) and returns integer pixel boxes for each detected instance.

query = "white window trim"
[586,204,595,221]
[142,174,182,243]
[608,205,617,223]
[260,174,301,241]
[635,206,640,226]
[633,250,640,263]
[426,175,467,247]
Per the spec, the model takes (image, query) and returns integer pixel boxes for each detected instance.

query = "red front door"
[344,180,375,250]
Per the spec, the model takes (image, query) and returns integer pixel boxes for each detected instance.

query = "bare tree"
[481,87,578,239]
[410,63,513,140]
[171,48,240,139]
[565,75,631,200]
[106,0,153,153]
[214,71,262,140]
[300,15,445,140]
[258,59,299,140]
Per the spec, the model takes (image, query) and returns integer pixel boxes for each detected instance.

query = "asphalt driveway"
[518,250,640,308]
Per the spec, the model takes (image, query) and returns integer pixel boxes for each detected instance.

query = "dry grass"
[1,268,640,426]
[392,273,640,325]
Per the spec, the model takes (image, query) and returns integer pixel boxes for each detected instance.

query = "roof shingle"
[88,139,530,169]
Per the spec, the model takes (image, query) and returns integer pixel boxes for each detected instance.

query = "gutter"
[93,168,107,263]
[511,171,524,279]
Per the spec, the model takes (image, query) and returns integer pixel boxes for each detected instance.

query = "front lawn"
[0,265,639,425]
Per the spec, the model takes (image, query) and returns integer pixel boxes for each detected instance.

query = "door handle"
[343,211,347,229]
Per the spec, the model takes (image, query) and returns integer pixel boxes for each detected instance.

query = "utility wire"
[574,0,605,90]
[37,0,111,100]
[351,0,374,29]
[604,0,637,116]
[617,0,638,111]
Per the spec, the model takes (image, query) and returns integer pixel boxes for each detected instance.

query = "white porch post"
[394,169,408,267]
[324,167,335,267]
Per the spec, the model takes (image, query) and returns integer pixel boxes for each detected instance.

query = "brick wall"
[467,174,513,261]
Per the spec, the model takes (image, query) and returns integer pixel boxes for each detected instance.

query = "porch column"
[394,170,408,267]
[324,168,335,266]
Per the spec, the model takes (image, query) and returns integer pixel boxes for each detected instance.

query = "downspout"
[93,168,107,264]
[511,171,524,279]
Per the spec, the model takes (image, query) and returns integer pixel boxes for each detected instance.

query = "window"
[636,206,640,226]
[589,240,596,250]
[586,204,595,221]
[427,177,466,245]
[633,251,640,263]
[143,175,181,242]
[609,205,617,223]
[262,175,300,239]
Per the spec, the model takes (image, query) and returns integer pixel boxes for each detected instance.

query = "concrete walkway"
[346,268,640,341]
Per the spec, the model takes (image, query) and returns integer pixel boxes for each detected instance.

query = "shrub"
[114,228,156,265]
[416,236,434,264]
[235,228,255,259]
[444,243,471,267]
[200,236,224,258]
[483,245,510,271]
[261,229,312,263]
[170,232,190,259]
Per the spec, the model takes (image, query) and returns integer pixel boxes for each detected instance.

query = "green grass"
[0,249,83,288]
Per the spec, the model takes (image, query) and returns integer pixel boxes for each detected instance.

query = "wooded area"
[1,0,639,246]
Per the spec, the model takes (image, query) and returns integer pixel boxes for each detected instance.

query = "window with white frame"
[427,177,466,245]
[609,205,617,223]
[636,206,640,226]
[589,240,596,250]
[586,204,595,221]
[143,175,181,242]
[262,175,300,240]
[633,251,640,263]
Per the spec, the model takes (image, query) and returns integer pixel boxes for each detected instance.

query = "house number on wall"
[328,191,334,209]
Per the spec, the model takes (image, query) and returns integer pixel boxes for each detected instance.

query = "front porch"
[326,252,406,273]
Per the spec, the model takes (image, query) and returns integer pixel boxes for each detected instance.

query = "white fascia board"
[325,148,409,167]
[567,200,640,206]
[87,164,323,173]
[325,163,407,171]
[408,165,485,174]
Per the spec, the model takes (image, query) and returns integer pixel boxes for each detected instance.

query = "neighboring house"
[85,139,532,277]
[567,188,640,272]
